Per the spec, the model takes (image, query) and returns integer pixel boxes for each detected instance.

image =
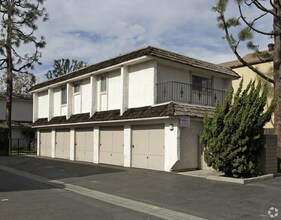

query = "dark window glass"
[192,76,212,91]
[61,86,67,104]
[101,75,106,92]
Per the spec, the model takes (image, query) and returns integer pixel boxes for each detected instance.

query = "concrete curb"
[207,173,274,184]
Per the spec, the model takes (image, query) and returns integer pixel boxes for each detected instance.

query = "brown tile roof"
[91,110,120,121]
[174,104,215,118]
[33,118,48,126]
[32,102,214,127]
[68,113,90,123]
[31,46,239,91]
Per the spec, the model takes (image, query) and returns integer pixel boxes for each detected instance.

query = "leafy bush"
[200,80,276,178]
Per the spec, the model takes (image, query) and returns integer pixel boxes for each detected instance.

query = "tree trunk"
[274,0,281,161]
[5,3,13,156]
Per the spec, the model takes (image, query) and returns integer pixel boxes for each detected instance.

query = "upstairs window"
[101,75,107,92]
[61,86,67,105]
[74,83,80,94]
[192,75,212,92]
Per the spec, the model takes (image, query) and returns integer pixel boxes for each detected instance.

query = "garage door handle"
[132,145,134,148]
[75,143,77,146]
[147,156,149,159]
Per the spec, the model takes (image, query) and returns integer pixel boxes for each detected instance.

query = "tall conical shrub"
[200,80,276,178]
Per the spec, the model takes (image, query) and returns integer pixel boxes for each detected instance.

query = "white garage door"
[55,129,70,159]
[75,129,93,162]
[40,130,52,157]
[132,125,165,171]
[100,127,124,166]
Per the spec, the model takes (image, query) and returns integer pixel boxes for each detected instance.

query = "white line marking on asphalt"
[0,164,207,220]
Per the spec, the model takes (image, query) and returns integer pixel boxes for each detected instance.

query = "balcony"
[156,81,226,107]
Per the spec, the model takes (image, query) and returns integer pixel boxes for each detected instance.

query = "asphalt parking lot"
[0,156,281,220]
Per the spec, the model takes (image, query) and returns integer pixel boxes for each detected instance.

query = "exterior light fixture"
[169,124,174,131]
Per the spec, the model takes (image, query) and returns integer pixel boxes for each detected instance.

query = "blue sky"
[32,0,273,82]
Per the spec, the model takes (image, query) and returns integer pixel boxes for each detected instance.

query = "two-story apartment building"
[31,46,239,172]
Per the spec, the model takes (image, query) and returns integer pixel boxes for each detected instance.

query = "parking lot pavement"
[0,164,164,220]
[1,156,281,220]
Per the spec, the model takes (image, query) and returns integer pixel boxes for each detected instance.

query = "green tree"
[213,0,281,159]
[45,59,87,80]
[0,0,47,154]
[201,80,276,178]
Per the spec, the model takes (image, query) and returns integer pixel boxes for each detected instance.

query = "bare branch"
[238,3,276,36]
[219,10,275,84]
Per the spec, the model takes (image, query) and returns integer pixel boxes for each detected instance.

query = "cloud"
[32,0,272,81]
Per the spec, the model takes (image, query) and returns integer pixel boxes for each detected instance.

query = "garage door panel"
[85,132,93,151]
[112,130,123,153]
[75,150,84,161]
[55,148,63,158]
[149,128,164,155]
[56,130,70,159]
[62,149,70,159]
[40,131,52,157]
[100,130,112,152]
[132,125,164,171]
[148,155,164,171]
[100,152,111,164]
[132,154,149,169]
[63,132,70,148]
[85,150,93,162]
[112,153,124,166]
[75,129,93,162]
[132,129,149,154]
[100,127,124,166]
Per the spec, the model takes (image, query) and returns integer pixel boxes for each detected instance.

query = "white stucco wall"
[128,61,155,108]
[164,119,180,172]
[73,94,81,114]
[38,91,48,118]
[81,78,91,113]
[108,70,122,110]
[53,88,61,117]
[61,105,67,116]
[213,77,230,91]
[157,64,190,84]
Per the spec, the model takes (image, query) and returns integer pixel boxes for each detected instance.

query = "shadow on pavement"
[0,156,126,181]
[0,169,54,193]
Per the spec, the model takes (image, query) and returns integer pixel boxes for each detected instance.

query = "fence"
[11,138,37,155]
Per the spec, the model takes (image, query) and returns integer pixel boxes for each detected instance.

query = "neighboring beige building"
[220,47,274,129]
[0,93,33,147]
